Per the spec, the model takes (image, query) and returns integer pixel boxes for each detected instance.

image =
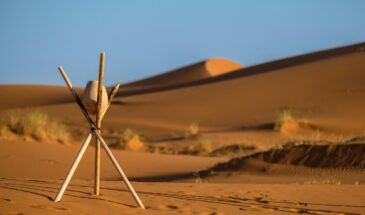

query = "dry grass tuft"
[115,128,146,151]
[185,122,200,138]
[274,110,293,131]
[184,122,213,155]
[0,109,71,144]
[274,110,302,133]
[195,137,212,155]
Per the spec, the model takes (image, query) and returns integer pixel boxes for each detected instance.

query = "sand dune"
[1,43,365,140]
[123,58,243,91]
[107,42,365,137]
[0,85,81,110]
[119,42,365,97]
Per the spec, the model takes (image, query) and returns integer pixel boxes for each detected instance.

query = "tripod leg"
[93,131,145,209]
[94,52,105,196]
[54,132,93,202]
[94,135,101,195]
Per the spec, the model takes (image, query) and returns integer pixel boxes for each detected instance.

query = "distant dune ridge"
[0,85,81,110]
[123,58,243,90]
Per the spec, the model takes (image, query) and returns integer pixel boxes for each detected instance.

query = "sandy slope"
[109,44,365,136]
[196,146,365,184]
[1,43,365,139]
[0,85,83,110]
[124,58,243,91]
[25,42,365,141]
[0,139,224,180]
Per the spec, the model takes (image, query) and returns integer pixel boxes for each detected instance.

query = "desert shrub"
[0,109,71,144]
[185,122,200,138]
[115,128,145,151]
[349,132,365,142]
[119,128,140,143]
[0,121,16,140]
[274,110,294,131]
[193,172,204,184]
[195,137,212,154]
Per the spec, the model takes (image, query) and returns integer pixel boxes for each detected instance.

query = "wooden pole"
[58,67,97,128]
[54,132,93,202]
[94,52,105,195]
[100,83,120,119]
[93,130,145,209]
[107,83,120,105]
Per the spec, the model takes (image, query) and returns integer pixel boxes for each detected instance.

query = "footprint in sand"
[39,158,60,165]
[289,208,309,213]
[182,191,197,195]
[155,204,196,213]
[0,197,12,203]
[164,205,179,210]
[199,212,225,215]
[155,204,180,211]
[6,212,25,215]
[31,204,70,211]
[253,196,269,204]
[241,204,277,212]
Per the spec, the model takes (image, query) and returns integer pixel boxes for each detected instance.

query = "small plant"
[116,128,145,151]
[185,122,200,139]
[195,136,212,154]
[119,128,140,143]
[274,110,294,131]
[193,172,204,184]
[0,109,71,144]
[281,141,306,150]
[0,121,16,140]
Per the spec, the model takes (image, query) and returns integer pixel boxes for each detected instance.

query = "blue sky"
[1,0,365,86]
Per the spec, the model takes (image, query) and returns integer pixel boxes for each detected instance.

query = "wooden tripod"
[53,52,145,209]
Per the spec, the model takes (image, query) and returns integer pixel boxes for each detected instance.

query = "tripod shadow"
[0,178,135,208]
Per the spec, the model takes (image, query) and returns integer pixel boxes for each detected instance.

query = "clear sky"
[1,0,365,86]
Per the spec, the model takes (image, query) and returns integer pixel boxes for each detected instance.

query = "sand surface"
[0,140,225,180]
[1,140,364,214]
[1,179,365,215]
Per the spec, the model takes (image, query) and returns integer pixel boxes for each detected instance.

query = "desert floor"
[1,140,365,215]
[1,179,365,215]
